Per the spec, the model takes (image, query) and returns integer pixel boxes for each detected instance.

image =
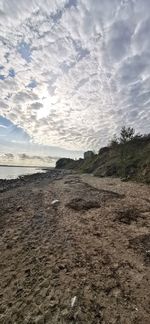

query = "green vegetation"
[56,127,150,184]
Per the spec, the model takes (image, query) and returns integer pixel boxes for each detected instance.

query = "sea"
[0,166,46,180]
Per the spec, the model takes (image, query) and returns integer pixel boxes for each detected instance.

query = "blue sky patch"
[0,116,30,142]
[4,52,10,63]
[51,9,63,23]
[0,116,12,127]
[51,0,77,24]
[27,79,37,89]
[18,41,32,62]
[72,39,90,62]
[65,0,77,9]
[0,74,5,80]
[8,68,15,78]
[76,47,89,62]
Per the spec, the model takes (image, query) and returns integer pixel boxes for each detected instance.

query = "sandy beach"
[0,171,150,323]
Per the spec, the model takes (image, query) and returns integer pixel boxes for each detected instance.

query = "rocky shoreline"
[0,169,70,193]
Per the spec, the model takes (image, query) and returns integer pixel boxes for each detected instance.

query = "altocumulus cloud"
[0,152,57,166]
[0,0,150,152]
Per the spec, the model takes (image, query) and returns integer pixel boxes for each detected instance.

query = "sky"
[0,0,150,166]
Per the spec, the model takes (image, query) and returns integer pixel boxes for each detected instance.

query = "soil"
[0,171,150,324]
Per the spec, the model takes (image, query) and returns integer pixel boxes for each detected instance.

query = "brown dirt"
[0,173,150,324]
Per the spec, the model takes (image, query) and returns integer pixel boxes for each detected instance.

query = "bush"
[119,126,135,143]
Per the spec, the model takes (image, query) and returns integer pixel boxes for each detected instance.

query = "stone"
[66,197,100,211]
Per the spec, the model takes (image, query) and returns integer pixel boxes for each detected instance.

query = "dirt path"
[0,174,150,323]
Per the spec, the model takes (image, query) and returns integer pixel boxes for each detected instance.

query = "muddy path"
[0,174,150,323]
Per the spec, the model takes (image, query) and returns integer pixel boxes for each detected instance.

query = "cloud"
[0,0,150,153]
[105,19,133,62]
[13,91,39,104]
[0,152,58,166]
[0,124,8,128]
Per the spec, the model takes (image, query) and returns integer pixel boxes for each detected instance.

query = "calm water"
[0,166,46,180]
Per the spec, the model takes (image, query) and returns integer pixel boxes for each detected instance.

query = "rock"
[6,243,13,249]
[24,269,31,277]
[62,308,69,316]
[40,288,48,298]
[146,250,150,257]
[121,177,128,182]
[16,206,23,211]
[16,287,23,297]
[35,315,44,324]
[66,198,100,211]
[49,299,58,307]
[114,207,140,224]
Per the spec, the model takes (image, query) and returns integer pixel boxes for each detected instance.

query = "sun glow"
[37,95,58,120]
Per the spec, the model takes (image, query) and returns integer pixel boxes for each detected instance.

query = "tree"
[110,134,118,147]
[119,126,135,144]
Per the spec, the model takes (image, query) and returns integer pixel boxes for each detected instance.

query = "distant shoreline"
[0,164,53,169]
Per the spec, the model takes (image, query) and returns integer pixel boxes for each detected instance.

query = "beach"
[0,170,150,323]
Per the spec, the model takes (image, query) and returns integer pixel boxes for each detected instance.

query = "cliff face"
[56,135,150,183]
[56,158,84,170]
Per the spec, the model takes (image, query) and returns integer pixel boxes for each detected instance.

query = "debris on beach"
[51,199,60,207]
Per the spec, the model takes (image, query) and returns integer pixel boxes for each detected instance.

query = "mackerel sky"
[0,0,150,164]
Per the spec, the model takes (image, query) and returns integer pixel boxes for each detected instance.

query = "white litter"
[51,199,60,206]
[71,296,77,307]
